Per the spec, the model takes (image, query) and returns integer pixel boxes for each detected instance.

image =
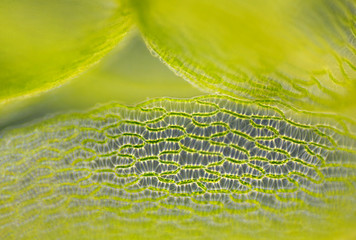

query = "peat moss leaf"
[0,0,132,104]
[0,96,355,239]
[0,34,203,131]
[130,0,356,116]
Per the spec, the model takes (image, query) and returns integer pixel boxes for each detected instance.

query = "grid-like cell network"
[0,96,355,239]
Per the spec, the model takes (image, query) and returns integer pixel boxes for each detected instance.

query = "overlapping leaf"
[0,0,131,104]
[130,0,356,116]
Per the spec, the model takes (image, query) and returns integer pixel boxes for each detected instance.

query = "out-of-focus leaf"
[130,0,356,116]
[0,35,203,131]
[0,0,131,103]
[0,96,355,239]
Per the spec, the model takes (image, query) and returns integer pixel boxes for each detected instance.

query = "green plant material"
[0,0,132,104]
[1,96,355,239]
[0,35,202,131]
[1,1,356,239]
[130,0,356,116]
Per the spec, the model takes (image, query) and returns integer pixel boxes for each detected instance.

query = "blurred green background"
[0,0,132,103]
[0,32,202,131]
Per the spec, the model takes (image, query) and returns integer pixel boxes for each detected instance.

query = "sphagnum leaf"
[0,35,203,131]
[0,0,131,104]
[0,96,355,239]
[129,0,356,116]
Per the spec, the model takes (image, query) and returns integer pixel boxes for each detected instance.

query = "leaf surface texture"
[1,96,355,239]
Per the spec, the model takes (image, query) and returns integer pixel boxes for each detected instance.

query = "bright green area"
[0,0,131,103]
[130,0,356,116]
[0,34,202,130]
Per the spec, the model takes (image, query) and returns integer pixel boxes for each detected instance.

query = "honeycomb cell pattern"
[0,96,355,239]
